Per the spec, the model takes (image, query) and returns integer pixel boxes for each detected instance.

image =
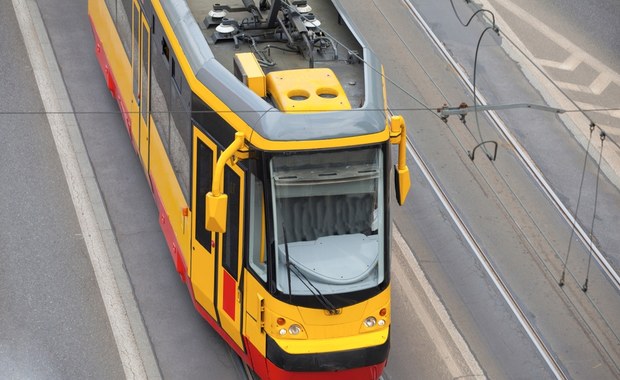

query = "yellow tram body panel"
[89,0,192,273]
[244,272,391,355]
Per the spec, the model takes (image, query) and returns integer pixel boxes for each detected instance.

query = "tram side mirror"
[206,192,228,233]
[390,115,411,205]
[394,165,411,206]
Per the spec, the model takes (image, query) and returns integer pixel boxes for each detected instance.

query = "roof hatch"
[266,68,351,113]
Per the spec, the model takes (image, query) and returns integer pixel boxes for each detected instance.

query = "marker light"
[288,324,301,335]
[364,316,377,328]
[279,328,287,336]
[378,319,386,326]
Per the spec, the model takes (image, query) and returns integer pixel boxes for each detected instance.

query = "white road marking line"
[491,0,620,88]
[476,0,620,189]
[555,80,593,94]
[537,54,582,71]
[12,0,150,378]
[555,73,614,97]
[590,72,613,96]
[392,225,486,379]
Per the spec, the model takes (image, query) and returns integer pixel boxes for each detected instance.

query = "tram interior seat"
[278,193,374,243]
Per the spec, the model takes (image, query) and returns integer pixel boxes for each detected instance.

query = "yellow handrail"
[206,132,245,233]
[211,132,245,197]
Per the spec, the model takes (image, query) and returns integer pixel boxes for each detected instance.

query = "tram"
[88,0,410,378]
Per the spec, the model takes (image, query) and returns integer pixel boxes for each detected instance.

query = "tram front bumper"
[266,328,390,372]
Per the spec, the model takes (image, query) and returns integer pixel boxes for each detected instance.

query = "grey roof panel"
[162,0,387,142]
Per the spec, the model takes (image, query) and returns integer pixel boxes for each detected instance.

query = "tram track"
[389,1,620,377]
[402,135,567,379]
[402,0,620,292]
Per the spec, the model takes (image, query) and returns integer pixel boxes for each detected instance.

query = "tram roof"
[160,0,387,143]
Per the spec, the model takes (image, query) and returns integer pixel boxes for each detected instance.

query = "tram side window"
[248,174,267,282]
[161,38,170,62]
[150,21,171,153]
[195,140,213,250]
[104,0,116,22]
[169,56,192,202]
[131,2,139,100]
[222,167,240,280]
[116,0,132,56]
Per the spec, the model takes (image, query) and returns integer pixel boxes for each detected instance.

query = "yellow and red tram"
[88,0,410,378]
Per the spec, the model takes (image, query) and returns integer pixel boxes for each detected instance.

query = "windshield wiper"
[283,224,293,302]
[282,225,339,315]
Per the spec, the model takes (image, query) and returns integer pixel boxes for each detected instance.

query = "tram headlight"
[288,324,302,335]
[364,316,377,328]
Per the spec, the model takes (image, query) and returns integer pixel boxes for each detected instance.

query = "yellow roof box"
[233,53,266,97]
[266,68,351,113]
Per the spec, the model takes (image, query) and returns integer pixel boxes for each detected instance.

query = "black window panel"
[161,37,170,62]
[223,166,240,280]
[169,65,191,200]
[132,4,139,100]
[195,140,213,249]
[191,93,235,149]
[116,0,131,56]
[172,58,180,92]
[140,21,150,123]
[120,0,131,20]
[170,64,191,154]
[104,0,116,22]
[150,17,171,153]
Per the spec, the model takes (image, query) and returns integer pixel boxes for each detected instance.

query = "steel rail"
[402,0,620,292]
[402,133,567,379]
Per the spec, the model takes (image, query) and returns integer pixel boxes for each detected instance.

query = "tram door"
[191,129,218,319]
[191,129,245,349]
[131,0,150,172]
[216,164,245,350]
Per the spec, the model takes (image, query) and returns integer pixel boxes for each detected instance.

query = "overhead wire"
[449,0,501,153]
[471,26,498,152]
[370,0,451,103]
[473,3,620,152]
[0,2,618,118]
[368,0,488,156]
[0,106,618,115]
[450,1,618,298]
[442,0,620,354]
[583,131,606,292]
[559,123,596,287]
[412,1,620,360]
[293,2,444,121]
[3,1,618,344]
[450,0,495,27]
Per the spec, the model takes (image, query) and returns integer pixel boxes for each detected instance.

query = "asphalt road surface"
[0,1,124,378]
[4,0,619,379]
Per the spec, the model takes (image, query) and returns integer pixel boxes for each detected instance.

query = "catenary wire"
[472,3,620,152]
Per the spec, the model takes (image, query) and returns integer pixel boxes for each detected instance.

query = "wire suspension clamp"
[437,103,565,120]
[469,140,498,161]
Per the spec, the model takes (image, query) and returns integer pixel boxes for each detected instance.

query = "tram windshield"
[270,146,385,296]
